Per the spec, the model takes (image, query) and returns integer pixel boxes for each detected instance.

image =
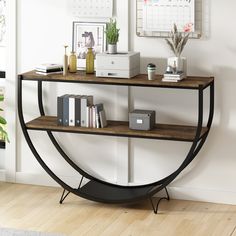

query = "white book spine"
[86,106,90,128]
[69,96,75,126]
[81,97,87,127]
[92,106,96,128]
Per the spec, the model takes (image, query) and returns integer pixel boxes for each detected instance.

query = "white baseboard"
[16,172,79,188]
[14,172,236,206]
[15,172,115,189]
[0,169,6,181]
[168,186,236,205]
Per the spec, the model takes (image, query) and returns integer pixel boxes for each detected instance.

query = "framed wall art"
[72,22,107,70]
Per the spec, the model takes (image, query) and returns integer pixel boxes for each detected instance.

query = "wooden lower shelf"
[26,116,208,142]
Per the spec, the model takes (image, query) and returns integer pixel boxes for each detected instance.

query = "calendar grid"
[71,0,113,18]
[136,0,205,39]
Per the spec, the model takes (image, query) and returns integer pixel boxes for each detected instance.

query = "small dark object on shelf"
[129,109,155,131]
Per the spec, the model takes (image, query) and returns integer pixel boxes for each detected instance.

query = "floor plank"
[0,182,236,236]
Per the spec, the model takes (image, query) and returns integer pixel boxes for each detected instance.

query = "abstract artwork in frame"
[72,22,107,70]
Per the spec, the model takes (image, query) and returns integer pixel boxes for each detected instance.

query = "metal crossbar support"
[149,187,170,214]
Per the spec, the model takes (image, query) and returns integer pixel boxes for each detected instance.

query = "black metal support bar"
[149,187,170,214]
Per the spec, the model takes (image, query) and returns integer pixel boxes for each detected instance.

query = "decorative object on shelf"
[162,71,185,83]
[63,45,68,76]
[105,18,120,54]
[72,22,106,70]
[86,48,95,74]
[96,52,140,79]
[129,109,156,131]
[147,63,156,80]
[69,51,77,73]
[35,63,63,75]
[165,24,189,78]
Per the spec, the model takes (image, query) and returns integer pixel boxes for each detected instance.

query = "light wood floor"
[0,182,236,236]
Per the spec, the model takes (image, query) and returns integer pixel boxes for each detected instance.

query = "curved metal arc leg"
[37,81,95,181]
[18,77,103,203]
[149,87,206,195]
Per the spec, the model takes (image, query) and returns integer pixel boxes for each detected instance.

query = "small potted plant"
[106,18,120,54]
[165,24,189,76]
[0,94,9,143]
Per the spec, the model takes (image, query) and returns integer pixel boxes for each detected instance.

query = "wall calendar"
[71,0,113,18]
[143,0,195,33]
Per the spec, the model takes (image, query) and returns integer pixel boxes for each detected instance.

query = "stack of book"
[162,72,185,82]
[57,94,107,128]
[35,63,63,75]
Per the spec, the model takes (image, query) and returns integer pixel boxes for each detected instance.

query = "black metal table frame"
[17,75,214,214]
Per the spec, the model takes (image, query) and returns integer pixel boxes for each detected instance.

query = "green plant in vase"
[165,24,189,76]
[0,94,9,143]
[106,18,120,54]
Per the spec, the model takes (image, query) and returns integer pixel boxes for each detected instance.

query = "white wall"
[129,0,236,204]
[14,0,130,186]
[7,0,236,205]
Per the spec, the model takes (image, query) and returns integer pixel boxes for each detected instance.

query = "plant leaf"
[0,116,7,125]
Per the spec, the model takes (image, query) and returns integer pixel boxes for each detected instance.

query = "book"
[63,95,70,126]
[92,106,96,128]
[95,103,104,128]
[162,78,180,82]
[35,63,63,71]
[57,95,65,126]
[81,96,93,127]
[162,72,184,82]
[69,95,76,126]
[36,71,62,75]
[75,95,81,126]
[86,106,90,128]
[99,109,107,128]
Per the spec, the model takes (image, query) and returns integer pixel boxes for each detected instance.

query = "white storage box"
[96,52,140,79]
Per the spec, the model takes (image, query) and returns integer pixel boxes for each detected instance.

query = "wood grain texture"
[0,183,236,236]
[20,71,214,89]
[26,116,208,142]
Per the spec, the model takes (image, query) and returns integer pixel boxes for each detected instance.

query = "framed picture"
[72,22,107,70]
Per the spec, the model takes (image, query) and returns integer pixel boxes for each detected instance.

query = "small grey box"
[129,110,156,131]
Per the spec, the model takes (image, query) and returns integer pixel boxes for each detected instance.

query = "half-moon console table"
[18,71,214,214]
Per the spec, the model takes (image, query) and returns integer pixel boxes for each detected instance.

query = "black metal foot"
[59,176,84,204]
[59,189,71,204]
[150,187,170,214]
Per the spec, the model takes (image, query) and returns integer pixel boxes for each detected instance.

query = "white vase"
[108,44,117,54]
[167,57,187,77]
